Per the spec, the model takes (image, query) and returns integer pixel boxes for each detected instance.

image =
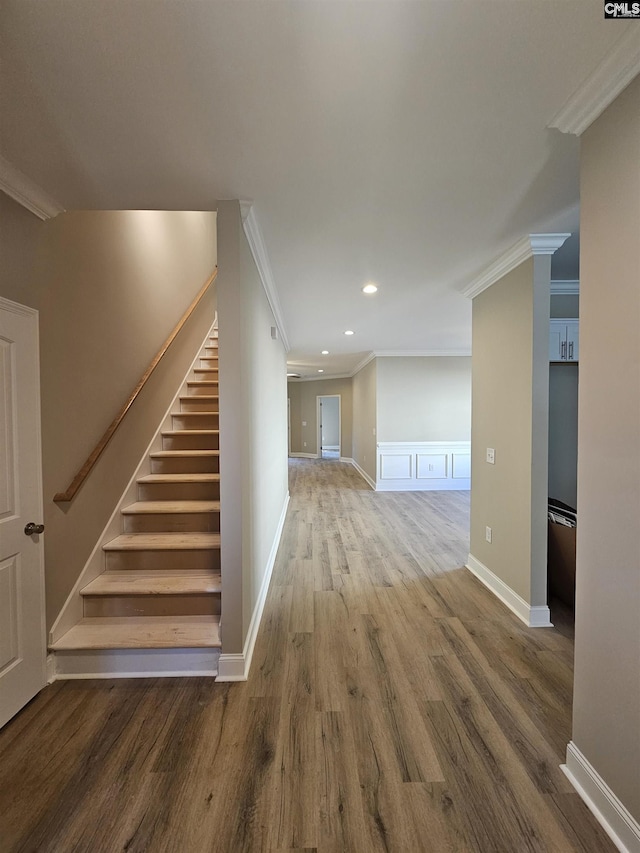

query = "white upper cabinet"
[550,319,579,362]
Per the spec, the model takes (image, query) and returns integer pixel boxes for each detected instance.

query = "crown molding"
[0,155,65,220]
[548,28,640,136]
[239,200,290,352]
[287,372,354,383]
[551,280,580,295]
[463,233,571,299]
[373,348,472,358]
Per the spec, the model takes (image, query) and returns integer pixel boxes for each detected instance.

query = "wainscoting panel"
[379,453,413,480]
[377,442,470,491]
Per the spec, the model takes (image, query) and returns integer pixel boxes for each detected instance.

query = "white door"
[0,298,46,729]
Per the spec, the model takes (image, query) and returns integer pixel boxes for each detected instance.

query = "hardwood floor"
[0,458,613,852]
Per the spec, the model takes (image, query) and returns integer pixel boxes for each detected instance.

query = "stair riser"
[105,549,221,572]
[123,513,220,534]
[150,457,219,474]
[84,594,220,618]
[180,398,219,413]
[162,434,219,451]
[199,359,219,369]
[137,481,220,501]
[171,413,219,430]
[186,384,219,397]
[204,346,218,356]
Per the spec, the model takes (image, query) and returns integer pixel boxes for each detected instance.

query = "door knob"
[24,522,45,536]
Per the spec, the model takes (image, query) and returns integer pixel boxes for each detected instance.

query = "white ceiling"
[0,2,631,378]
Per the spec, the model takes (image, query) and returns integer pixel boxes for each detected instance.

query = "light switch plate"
[486,447,495,464]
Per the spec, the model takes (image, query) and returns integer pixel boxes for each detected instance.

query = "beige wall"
[0,192,46,305]
[217,201,288,655]
[572,76,640,820]
[352,359,377,482]
[287,377,353,457]
[0,200,218,627]
[470,259,538,602]
[376,356,471,442]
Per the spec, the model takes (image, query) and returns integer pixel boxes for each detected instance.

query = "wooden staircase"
[51,331,222,663]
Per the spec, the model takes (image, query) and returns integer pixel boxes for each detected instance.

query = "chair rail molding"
[549,28,640,136]
[0,155,65,220]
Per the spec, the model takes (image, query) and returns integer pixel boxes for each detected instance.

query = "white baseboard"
[289,452,317,459]
[217,491,290,682]
[51,647,220,680]
[466,553,553,628]
[562,741,640,853]
[347,458,376,490]
[375,477,470,492]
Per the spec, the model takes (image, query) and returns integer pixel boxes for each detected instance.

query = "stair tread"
[138,473,220,483]
[179,395,219,401]
[51,615,221,650]
[150,450,220,458]
[161,429,219,436]
[193,368,219,373]
[104,532,221,551]
[122,500,220,515]
[81,570,221,596]
[173,411,218,416]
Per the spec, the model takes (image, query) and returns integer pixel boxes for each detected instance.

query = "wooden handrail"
[54,268,218,503]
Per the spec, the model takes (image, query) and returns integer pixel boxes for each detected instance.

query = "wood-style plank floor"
[0,459,613,852]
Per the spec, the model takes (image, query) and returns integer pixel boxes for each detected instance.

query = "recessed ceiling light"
[321,350,329,355]
[344,330,354,336]
[318,369,324,373]
[362,283,378,294]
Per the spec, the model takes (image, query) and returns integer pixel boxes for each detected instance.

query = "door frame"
[316,394,341,459]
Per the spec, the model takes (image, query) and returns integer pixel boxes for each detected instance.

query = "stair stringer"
[49,321,219,656]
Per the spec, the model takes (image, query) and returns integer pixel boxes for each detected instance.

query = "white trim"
[347,458,376,490]
[0,155,65,220]
[376,441,471,492]
[48,323,218,646]
[289,452,317,459]
[217,492,290,682]
[561,741,640,853]
[549,29,640,136]
[0,296,40,318]
[52,648,220,680]
[551,280,580,295]
[289,349,472,384]
[239,201,290,352]
[350,352,376,377]
[317,393,341,459]
[46,654,56,684]
[466,554,553,628]
[463,233,571,299]
[373,348,472,358]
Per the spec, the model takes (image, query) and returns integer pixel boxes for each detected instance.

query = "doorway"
[317,395,341,460]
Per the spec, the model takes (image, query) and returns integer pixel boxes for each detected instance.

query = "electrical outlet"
[303,442,307,447]
[302,421,307,427]
[486,447,495,464]
[485,526,492,543]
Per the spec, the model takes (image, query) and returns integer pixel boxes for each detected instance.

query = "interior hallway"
[0,459,613,852]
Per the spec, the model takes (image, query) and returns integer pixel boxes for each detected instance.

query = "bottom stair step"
[50,615,221,650]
